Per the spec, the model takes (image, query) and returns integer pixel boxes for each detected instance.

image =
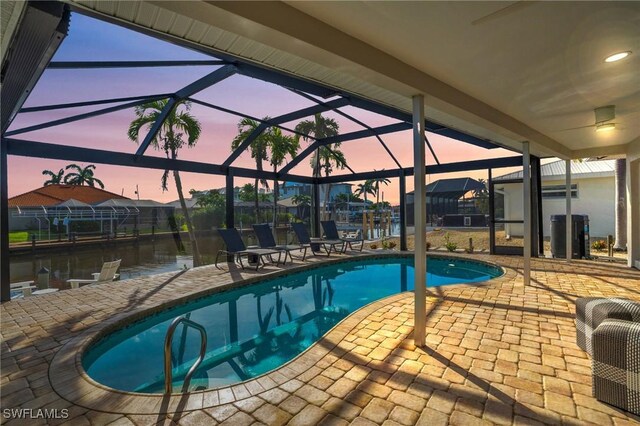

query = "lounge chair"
[321,220,364,253]
[10,281,37,298]
[291,222,344,256]
[67,259,121,289]
[215,228,281,271]
[253,223,308,264]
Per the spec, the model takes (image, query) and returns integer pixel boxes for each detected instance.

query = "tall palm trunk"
[614,158,627,250]
[173,166,201,267]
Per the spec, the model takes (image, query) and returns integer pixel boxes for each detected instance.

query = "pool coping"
[48,252,513,415]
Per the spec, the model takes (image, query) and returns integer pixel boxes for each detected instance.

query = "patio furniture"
[576,297,640,355]
[592,319,640,415]
[215,228,281,271]
[67,259,122,289]
[291,222,344,256]
[252,223,308,264]
[321,220,364,253]
[10,281,36,298]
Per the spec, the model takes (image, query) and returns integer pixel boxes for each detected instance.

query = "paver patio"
[2,252,640,425]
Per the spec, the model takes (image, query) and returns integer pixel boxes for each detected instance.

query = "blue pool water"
[83,256,502,393]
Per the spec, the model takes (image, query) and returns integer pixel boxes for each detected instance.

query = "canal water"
[10,224,400,290]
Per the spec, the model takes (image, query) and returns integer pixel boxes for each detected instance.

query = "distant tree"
[267,127,299,229]
[63,164,104,188]
[239,183,256,202]
[292,194,311,220]
[190,189,226,228]
[473,178,489,214]
[294,114,345,219]
[127,99,202,266]
[354,181,375,207]
[42,168,65,186]
[231,118,270,223]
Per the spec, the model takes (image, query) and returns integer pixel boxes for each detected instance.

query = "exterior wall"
[500,176,614,238]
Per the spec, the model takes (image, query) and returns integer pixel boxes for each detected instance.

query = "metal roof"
[495,159,616,181]
[408,177,484,199]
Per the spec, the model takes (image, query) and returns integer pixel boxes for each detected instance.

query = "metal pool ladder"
[164,316,207,394]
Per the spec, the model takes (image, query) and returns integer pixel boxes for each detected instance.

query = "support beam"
[223,97,350,167]
[399,171,407,251]
[136,65,237,156]
[6,95,169,136]
[226,173,235,261]
[489,169,496,254]
[312,183,320,238]
[19,94,172,113]
[627,158,640,269]
[289,88,402,169]
[134,97,177,156]
[566,160,572,261]
[279,122,412,175]
[523,142,531,285]
[48,60,228,69]
[1,140,9,302]
[318,156,523,185]
[413,95,427,347]
[188,98,314,141]
[533,156,544,255]
[425,135,441,165]
[5,138,314,183]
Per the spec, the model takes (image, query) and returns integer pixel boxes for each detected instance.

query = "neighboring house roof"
[408,177,484,199]
[277,198,297,208]
[8,185,128,208]
[55,198,93,209]
[96,199,170,209]
[495,159,616,181]
[165,198,200,209]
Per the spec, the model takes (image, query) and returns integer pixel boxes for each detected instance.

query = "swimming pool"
[83,255,502,393]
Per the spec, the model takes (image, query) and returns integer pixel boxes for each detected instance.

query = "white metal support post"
[566,160,572,261]
[523,142,531,286]
[413,95,427,346]
[627,158,640,269]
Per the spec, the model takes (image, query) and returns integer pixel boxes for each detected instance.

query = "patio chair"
[321,220,364,253]
[291,222,344,256]
[215,228,282,271]
[67,259,121,289]
[252,223,308,264]
[10,281,37,298]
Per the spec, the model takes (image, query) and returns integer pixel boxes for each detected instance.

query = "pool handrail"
[164,316,207,394]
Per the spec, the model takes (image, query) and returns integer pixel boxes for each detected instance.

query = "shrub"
[369,243,378,249]
[592,240,607,251]
[444,232,457,252]
[382,238,396,250]
[426,241,431,251]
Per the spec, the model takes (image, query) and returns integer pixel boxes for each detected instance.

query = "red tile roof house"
[7,185,165,234]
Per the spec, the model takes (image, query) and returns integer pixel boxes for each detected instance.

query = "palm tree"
[42,168,65,186]
[294,114,345,220]
[127,99,202,266]
[473,178,489,214]
[354,181,375,206]
[63,164,105,188]
[369,175,391,233]
[614,159,627,250]
[292,194,311,220]
[231,118,270,223]
[267,127,299,230]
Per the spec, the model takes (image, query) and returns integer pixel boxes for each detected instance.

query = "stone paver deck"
[2,251,640,425]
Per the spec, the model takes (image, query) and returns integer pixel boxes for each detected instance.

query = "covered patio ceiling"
[53,0,640,160]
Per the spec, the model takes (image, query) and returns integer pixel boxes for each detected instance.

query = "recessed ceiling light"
[596,123,616,132]
[605,51,631,63]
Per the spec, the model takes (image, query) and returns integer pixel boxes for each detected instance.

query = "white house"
[495,159,615,239]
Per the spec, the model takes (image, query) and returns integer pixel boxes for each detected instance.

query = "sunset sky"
[7,13,522,205]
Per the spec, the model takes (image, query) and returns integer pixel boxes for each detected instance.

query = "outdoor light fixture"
[604,51,631,62]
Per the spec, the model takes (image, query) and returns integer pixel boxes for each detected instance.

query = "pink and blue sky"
[7,13,519,205]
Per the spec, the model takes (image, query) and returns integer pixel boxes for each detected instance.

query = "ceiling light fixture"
[605,51,631,62]
[596,123,616,132]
